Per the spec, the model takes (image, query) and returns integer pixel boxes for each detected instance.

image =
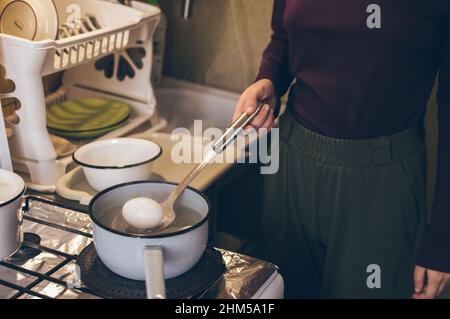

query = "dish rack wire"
[0,0,162,191]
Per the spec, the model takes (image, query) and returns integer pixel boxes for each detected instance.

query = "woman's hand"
[232,79,277,130]
[413,266,450,299]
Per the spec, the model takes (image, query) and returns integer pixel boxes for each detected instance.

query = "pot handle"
[143,246,166,299]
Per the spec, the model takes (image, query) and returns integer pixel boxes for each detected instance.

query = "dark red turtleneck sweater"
[256,0,450,272]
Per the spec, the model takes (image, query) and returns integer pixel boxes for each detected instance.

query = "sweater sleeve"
[416,16,450,273]
[255,0,294,98]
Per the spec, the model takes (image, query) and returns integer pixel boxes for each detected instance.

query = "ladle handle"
[144,246,166,299]
[166,155,211,206]
[165,102,266,206]
[211,101,266,154]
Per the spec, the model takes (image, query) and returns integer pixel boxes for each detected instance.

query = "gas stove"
[0,196,284,299]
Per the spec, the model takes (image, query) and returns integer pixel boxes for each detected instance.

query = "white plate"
[0,0,58,41]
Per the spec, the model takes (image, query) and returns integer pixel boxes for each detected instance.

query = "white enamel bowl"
[73,138,162,192]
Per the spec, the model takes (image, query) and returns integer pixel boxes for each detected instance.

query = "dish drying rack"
[0,0,163,192]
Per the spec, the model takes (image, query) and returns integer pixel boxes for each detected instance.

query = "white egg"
[122,197,164,230]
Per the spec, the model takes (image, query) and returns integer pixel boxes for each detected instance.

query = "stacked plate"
[46,98,130,139]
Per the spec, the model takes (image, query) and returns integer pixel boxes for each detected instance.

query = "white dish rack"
[0,0,163,192]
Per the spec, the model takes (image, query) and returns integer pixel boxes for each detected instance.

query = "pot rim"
[0,186,25,209]
[73,138,162,170]
[89,181,210,239]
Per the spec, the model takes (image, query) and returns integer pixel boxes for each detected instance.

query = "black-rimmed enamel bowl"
[73,138,162,191]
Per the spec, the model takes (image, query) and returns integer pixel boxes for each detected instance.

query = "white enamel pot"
[0,169,25,260]
[89,181,209,299]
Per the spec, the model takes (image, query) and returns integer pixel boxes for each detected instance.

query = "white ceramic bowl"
[0,169,25,260]
[0,0,59,41]
[73,138,162,192]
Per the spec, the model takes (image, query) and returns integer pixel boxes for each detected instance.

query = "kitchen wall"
[159,0,273,93]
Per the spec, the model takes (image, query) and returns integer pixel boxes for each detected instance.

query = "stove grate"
[77,243,225,299]
[0,196,100,299]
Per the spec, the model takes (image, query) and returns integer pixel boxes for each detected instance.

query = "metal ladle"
[150,102,266,233]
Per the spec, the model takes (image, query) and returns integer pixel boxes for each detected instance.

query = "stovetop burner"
[77,243,225,299]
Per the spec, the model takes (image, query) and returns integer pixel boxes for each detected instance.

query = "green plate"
[48,117,129,140]
[46,98,130,133]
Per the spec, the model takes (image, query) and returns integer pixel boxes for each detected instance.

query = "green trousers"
[262,110,427,299]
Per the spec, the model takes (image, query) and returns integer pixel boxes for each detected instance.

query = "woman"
[233,0,450,298]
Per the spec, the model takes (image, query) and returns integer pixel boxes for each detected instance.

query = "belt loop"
[371,136,392,166]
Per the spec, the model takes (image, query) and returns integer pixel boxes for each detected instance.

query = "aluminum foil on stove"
[0,198,280,299]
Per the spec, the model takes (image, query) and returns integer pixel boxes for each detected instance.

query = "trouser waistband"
[279,110,425,168]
